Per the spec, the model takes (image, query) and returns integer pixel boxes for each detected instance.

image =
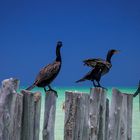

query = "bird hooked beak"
[114,50,120,54]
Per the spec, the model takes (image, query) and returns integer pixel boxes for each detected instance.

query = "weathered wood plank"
[82,94,90,140]
[21,90,41,140]
[12,94,23,140]
[127,94,133,140]
[109,89,133,140]
[89,88,107,140]
[109,89,123,140]
[42,91,57,140]
[0,78,23,140]
[34,92,42,140]
[64,91,77,140]
[105,99,109,140]
[64,88,108,140]
[64,91,89,140]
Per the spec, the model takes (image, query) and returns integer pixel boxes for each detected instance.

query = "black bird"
[76,66,103,87]
[26,41,63,97]
[83,49,120,76]
[76,49,119,87]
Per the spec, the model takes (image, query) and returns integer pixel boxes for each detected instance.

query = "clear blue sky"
[0,0,140,87]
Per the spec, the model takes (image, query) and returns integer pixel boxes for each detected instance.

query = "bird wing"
[76,69,93,82]
[34,61,61,84]
[101,66,110,76]
[83,58,107,68]
[101,63,112,76]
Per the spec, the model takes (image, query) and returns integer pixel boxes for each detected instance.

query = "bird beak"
[114,50,120,54]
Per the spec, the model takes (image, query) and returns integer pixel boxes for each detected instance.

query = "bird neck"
[106,52,113,63]
[56,46,61,62]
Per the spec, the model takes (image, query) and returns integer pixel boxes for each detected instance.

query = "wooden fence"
[0,78,134,140]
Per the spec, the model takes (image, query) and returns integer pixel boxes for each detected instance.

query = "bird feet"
[44,87,58,97]
[47,89,58,98]
[95,85,108,90]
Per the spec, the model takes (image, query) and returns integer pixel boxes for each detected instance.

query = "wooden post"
[89,88,108,140]
[64,88,109,140]
[42,91,57,140]
[21,90,41,140]
[105,99,109,140]
[64,91,89,140]
[0,78,23,140]
[139,92,140,111]
[0,78,135,140]
[109,89,133,140]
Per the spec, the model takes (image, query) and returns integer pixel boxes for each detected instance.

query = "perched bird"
[76,67,102,87]
[76,49,120,87]
[26,41,63,97]
[83,49,120,76]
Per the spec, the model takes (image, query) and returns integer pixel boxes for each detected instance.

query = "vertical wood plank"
[64,91,90,140]
[42,91,57,140]
[64,88,108,140]
[105,99,109,140]
[21,90,41,140]
[109,89,133,140]
[0,78,23,140]
[89,88,107,140]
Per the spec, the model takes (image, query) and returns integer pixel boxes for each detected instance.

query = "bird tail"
[26,84,36,91]
[76,78,85,83]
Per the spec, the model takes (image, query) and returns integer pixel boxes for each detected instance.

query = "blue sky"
[0,0,140,87]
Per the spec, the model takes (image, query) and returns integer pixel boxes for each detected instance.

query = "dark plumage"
[76,66,103,87]
[26,41,63,97]
[76,49,119,87]
[83,49,119,76]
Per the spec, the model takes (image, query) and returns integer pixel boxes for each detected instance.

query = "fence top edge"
[65,91,88,95]
[112,88,134,96]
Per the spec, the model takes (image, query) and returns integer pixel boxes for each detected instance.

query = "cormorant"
[76,49,119,87]
[26,41,63,97]
[76,67,103,87]
[83,49,120,76]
